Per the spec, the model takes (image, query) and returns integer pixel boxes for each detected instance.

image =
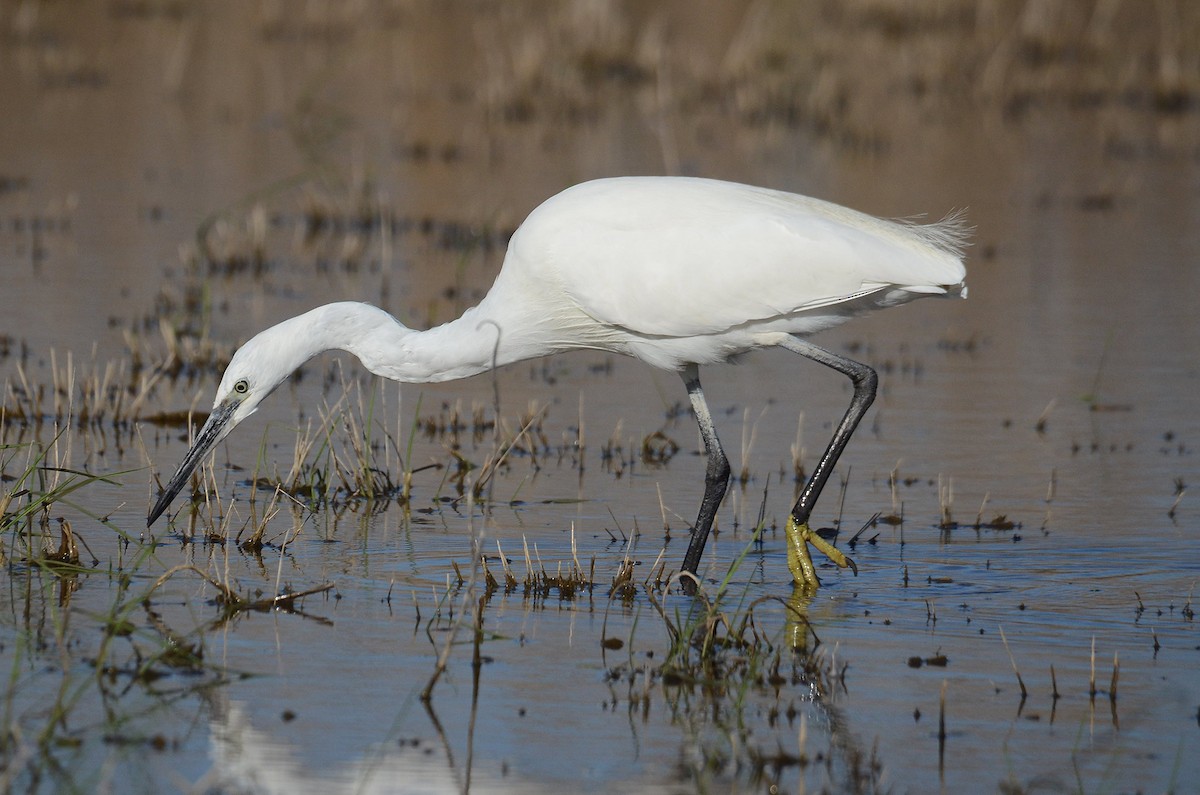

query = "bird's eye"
[233,379,249,395]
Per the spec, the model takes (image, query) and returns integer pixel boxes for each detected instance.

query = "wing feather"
[507,177,967,338]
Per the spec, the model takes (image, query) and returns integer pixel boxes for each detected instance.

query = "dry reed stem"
[937,474,954,528]
[1089,635,1097,698]
[790,412,806,482]
[998,625,1028,698]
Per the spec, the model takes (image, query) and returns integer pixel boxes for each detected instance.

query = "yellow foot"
[785,515,857,590]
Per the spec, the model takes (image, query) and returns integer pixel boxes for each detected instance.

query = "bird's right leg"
[679,365,731,584]
[778,337,875,589]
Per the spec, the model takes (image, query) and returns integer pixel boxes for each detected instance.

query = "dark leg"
[778,337,877,586]
[679,365,731,580]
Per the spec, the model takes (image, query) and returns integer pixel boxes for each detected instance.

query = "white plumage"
[148,176,968,589]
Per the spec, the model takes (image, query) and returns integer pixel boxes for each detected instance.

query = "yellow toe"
[785,515,857,589]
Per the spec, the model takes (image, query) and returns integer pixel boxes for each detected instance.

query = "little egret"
[147,176,968,589]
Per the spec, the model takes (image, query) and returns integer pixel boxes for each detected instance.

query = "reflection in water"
[2,0,1199,792]
[198,595,876,794]
[201,696,520,795]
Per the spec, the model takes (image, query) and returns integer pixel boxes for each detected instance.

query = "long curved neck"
[291,301,557,384]
[377,305,515,383]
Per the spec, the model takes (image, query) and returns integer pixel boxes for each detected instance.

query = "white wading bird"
[147,176,968,589]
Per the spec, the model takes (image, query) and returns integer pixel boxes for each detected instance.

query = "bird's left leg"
[679,365,731,585]
[778,337,877,589]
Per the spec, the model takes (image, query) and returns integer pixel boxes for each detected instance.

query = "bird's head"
[146,302,413,525]
[146,320,308,526]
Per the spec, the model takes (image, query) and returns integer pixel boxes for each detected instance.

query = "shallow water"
[2,2,1199,793]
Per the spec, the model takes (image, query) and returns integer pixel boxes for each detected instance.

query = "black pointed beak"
[147,401,239,526]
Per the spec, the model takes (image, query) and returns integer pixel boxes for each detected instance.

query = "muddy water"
[2,2,1199,793]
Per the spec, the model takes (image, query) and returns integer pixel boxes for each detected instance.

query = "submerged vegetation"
[0,154,1182,790]
[0,414,874,792]
[2,0,1198,791]
[0,346,1036,792]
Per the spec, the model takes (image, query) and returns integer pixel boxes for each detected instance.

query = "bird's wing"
[514,177,965,338]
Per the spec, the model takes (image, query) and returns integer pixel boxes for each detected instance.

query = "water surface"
[2,3,1198,793]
